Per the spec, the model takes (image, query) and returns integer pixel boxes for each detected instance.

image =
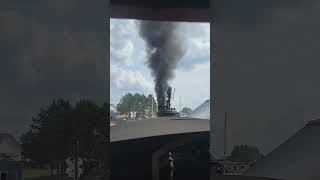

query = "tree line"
[116,93,157,117]
[20,99,109,178]
[229,144,264,162]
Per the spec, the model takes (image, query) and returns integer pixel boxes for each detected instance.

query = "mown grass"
[24,168,104,180]
[24,168,55,179]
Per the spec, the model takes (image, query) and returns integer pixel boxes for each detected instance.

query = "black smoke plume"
[139,21,185,109]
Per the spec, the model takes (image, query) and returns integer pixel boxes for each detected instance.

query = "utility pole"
[180,96,181,112]
[133,105,136,120]
[151,95,153,117]
[74,139,79,180]
[224,112,227,157]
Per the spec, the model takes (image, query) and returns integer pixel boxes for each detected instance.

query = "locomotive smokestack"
[166,87,172,109]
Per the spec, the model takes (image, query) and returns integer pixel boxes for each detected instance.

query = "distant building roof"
[110,117,209,142]
[245,119,320,180]
[190,99,210,119]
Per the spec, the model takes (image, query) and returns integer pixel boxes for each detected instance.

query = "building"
[0,134,23,180]
[190,99,210,120]
[245,119,320,180]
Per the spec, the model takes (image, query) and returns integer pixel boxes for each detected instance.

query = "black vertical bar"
[224,112,227,156]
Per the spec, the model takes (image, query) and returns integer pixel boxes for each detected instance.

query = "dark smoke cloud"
[139,21,186,108]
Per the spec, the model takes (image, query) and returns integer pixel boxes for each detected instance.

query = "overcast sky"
[110,19,210,110]
[213,0,320,155]
[0,1,209,139]
[0,0,107,139]
[2,0,319,157]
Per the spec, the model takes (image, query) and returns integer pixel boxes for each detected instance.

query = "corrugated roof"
[110,117,209,142]
[245,119,320,180]
[190,99,210,119]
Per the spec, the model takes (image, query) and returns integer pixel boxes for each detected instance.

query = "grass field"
[24,168,55,179]
[211,175,283,180]
[24,168,104,180]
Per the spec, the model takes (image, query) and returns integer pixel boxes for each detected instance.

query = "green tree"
[229,144,264,162]
[146,94,157,116]
[21,99,73,175]
[116,93,157,117]
[116,93,133,115]
[72,100,109,158]
[21,99,109,177]
[181,107,192,114]
[98,103,110,177]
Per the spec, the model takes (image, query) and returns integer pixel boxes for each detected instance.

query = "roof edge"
[306,119,320,126]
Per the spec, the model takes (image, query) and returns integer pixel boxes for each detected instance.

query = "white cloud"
[192,61,210,72]
[180,22,210,67]
[110,64,153,91]
[191,38,210,50]
[110,19,138,65]
[111,19,137,39]
[110,21,114,31]
[184,22,210,40]
[137,50,147,63]
[200,23,210,38]
[170,61,210,110]
[186,37,210,58]
[111,40,133,65]
[110,20,210,109]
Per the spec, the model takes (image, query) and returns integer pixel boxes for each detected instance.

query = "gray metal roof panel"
[245,120,320,180]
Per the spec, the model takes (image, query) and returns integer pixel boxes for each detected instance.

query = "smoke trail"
[139,21,186,109]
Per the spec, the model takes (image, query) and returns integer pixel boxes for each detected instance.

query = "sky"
[110,19,210,110]
[0,1,209,138]
[2,0,319,157]
[0,0,107,138]
[212,0,320,155]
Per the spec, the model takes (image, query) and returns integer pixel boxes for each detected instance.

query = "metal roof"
[245,119,320,180]
[110,117,209,142]
[190,99,210,119]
